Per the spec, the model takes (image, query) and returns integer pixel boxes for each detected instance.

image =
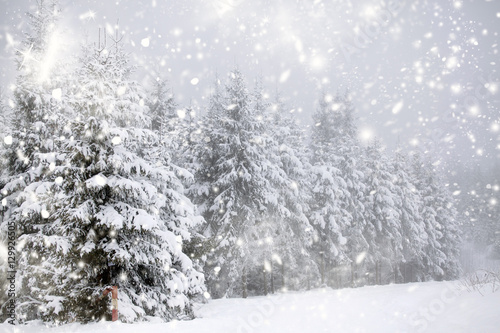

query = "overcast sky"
[1,0,499,171]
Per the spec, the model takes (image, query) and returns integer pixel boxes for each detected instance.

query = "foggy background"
[0,0,498,171]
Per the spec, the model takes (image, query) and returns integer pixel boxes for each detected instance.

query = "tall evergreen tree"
[326,93,369,287]
[65,37,203,322]
[308,93,350,285]
[363,140,402,284]
[265,92,318,290]
[391,150,427,283]
[0,90,13,322]
[189,70,295,297]
[485,165,500,259]
[411,153,462,280]
[2,25,205,322]
[185,76,233,297]
[147,78,176,135]
[146,77,184,160]
[0,89,10,142]
[0,0,73,322]
[452,163,499,267]
[434,184,462,280]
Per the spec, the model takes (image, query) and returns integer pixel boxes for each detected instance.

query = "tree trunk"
[379,261,382,285]
[377,261,382,285]
[270,262,275,294]
[263,266,268,295]
[281,261,285,290]
[307,264,311,290]
[242,267,248,298]
[351,261,355,287]
[320,252,325,285]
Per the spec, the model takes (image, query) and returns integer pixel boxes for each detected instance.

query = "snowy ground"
[2,280,499,333]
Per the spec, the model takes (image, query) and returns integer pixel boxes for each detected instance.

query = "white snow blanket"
[2,280,499,333]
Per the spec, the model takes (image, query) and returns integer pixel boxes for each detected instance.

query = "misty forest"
[0,0,499,331]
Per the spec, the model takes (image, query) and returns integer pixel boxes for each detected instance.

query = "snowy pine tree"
[325,93,369,287]
[308,93,350,285]
[411,153,462,280]
[391,150,427,283]
[363,140,402,285]
[2,26,205,323]
[146,77,185,160]
[0,89,11,142]
[185,76,227,297]
[483,164,500,260]
[147,78,176,135]
[265,91,318,291]
[453,163,499,268]
[0,91,13,322]
[0,0,73,322]
[188,70,297,297]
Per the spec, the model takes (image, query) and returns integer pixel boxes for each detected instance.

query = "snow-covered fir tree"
[188,70,298,297]
[147,77,176,136]
[308,93,350,285]
[265,91,318,291]
[324,92,369,287]
[457,165,491,246]
[2,17,205,322]
[482,164,500,259]
[363,140,403,284]
[433,184,462,280]
[0,90,13,322]
[452,163,499,267]
[411,153,462,280]
[174,104,202,168]
[391,149,427,283]
[0,0,73,322]
[185,75,228,297]
[146,77,200,184]
[486,166,500,259]
[411,153,447,281]
[0,89,10,142]
[146,76,187,160]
